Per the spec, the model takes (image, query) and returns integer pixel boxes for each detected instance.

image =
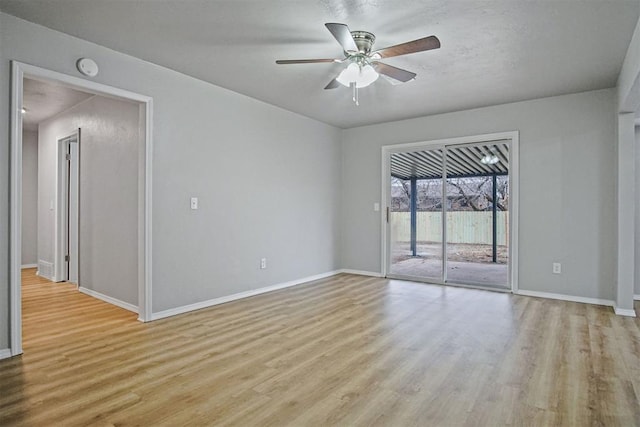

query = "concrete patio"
[390,256,509,287]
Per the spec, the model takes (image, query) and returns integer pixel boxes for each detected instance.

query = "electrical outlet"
[552,262,562,274]
[260,258,267,269]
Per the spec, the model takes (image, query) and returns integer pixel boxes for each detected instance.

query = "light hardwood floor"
[1,268,639,426]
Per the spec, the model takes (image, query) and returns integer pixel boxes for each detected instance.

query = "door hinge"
[65,153,71,161]
[65,255,70,262]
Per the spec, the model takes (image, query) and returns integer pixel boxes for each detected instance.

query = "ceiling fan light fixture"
[358,64,379,87]
[336,62,379,88]
[336,62,360,87]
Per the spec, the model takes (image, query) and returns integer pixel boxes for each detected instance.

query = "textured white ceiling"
[22,78,93,131]
[2,1,639,128]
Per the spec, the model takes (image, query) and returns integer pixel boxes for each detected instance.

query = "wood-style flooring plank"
[1,268,639,425]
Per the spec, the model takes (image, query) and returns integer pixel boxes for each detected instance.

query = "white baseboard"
[79,287,138,313]
[339,269,384,277]
[614,307,637,317]
[634,294,640,301]
[0,348,12,360]
[514,289,614,308]
[151,270,341,321]
[516,290,636,317]
[21,263,37,269]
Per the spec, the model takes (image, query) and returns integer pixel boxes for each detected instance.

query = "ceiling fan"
[276,23,440,105]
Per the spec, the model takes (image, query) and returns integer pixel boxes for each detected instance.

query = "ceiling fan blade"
[324,78,341,90]
[325,23,359,52]
[276,59,339,64]
[372,62,416,82]
[380,74,404,86]
[373,36,440,59]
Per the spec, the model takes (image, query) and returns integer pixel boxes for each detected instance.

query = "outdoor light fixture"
[335,61,379,106]
[481,154,499,165]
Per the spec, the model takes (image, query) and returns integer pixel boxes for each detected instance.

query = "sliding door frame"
[381,131,519,292]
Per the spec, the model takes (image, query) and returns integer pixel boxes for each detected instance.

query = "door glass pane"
[389,149,443,281]
[445,142,509,288]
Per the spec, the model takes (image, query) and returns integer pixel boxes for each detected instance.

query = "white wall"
[0,13,342,348]
[617,12,640,311]
[635,125,640,297]
[341,89,617,301]
[38,95,139,305]
[21,129,37,267]
[616,112,636,311]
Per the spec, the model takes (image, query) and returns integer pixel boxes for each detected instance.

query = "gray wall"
[0,13,342,348]
[21,129,37,266]
[617,13,640,112]
[35,111,55,279]
[38,95,139,305]
[341,89,617,301]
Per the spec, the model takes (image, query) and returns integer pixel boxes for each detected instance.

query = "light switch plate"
[190,197,198,210]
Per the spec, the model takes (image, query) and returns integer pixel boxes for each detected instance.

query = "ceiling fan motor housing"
[350,31,376,55]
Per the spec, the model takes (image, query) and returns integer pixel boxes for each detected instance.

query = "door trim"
[381,131,519,292]
[10,61,154,357]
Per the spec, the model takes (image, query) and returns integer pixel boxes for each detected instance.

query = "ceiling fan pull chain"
[351,82,359,106]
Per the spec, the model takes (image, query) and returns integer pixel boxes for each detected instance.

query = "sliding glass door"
[386,140,511,290]
[388,149,443,282]
[444,142,509,287]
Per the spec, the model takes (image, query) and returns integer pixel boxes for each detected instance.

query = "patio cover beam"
[492,174,497,263]
[391,172,507,181]
[410,177,417,257]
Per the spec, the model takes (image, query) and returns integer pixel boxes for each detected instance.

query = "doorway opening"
[383,133,518,291]
[9,62,153,357]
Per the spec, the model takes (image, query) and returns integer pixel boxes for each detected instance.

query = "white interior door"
[59,130,80,284]
[68,135,79,283]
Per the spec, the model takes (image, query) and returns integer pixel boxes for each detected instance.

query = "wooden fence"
[390,211,509,245]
